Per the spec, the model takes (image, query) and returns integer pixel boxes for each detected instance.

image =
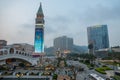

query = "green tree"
[19,63,25,68]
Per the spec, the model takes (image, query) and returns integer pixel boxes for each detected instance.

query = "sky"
[0,0,120,47]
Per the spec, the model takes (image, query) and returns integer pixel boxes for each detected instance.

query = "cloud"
[45,15,72,34]
[0,0,120,47]
[77,1,120,25]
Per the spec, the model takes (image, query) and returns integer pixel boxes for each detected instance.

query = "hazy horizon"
[0,0,120,47]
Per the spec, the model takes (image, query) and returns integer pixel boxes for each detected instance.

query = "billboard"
[34,28,44,53]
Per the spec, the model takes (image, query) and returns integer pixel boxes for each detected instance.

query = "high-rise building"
[34,3,44,54]
[12,43,34,53]
[87,25,109,53]
[0,40,7,49]
[54,36,73,52]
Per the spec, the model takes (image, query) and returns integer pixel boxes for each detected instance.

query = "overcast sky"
[0,0,120,47]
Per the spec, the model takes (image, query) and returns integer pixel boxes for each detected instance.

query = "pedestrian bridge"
[0,48,39,65]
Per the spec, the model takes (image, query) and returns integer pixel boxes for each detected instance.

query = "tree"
[79,54,96,64]
[19,63,25,68]
[88,44,93,49]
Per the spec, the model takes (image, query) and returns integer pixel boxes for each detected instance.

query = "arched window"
[4,50,8,55]
[16,51,18,54]
[9,48,14,54]
[0,51,3,55]
[22,52,24,55]
[25,53,27,56]
[19,52,21,54]
[22,48,25,51]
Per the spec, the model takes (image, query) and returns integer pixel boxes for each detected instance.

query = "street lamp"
[16,72,23,80]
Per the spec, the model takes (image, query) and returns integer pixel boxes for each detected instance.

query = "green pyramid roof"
[37,3,44,15]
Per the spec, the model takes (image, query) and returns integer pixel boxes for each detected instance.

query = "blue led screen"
[34,28,44,53]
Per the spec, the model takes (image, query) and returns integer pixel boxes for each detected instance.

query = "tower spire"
[37,2,44,16]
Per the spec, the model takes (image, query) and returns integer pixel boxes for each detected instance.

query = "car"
[89,67,94,70]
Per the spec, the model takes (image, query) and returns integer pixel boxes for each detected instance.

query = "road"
[72,61,107,80]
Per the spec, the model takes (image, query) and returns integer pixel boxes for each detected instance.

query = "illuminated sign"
[34,28,44,53]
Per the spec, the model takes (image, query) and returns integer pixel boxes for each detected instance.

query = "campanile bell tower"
[34,3,45,55]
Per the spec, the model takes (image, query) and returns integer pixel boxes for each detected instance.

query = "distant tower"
[34,3,45,55]
[54,36,73,53]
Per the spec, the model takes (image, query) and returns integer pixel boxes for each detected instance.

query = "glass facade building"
[87,25,109,51]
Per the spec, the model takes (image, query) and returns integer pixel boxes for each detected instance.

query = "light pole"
[110,48,115,77]
[16,72,23,80]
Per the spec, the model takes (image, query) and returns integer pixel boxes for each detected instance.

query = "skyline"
[0,0,120,47]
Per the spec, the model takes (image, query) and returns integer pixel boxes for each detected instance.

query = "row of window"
[0,48,32,57]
